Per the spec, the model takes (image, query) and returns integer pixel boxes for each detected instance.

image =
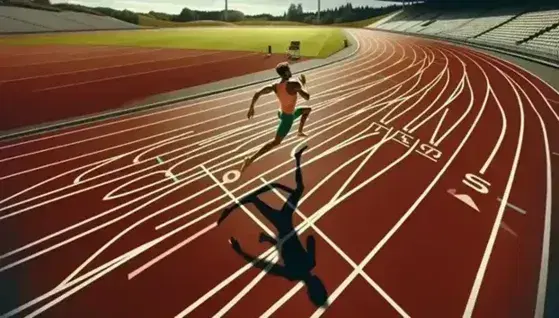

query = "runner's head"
[276,62,292,80]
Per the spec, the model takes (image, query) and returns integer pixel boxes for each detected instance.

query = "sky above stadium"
[53,0,401,15]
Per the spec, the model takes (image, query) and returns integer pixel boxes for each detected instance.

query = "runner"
[240,62,312,173]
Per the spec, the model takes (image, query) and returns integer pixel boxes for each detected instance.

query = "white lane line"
[174,138,419,318]
[1,48,166,68]
[552,152,559,156]
[1,33,420,312]
[0,51,221,84]
[467,48,556,318]
[2,98,384,308]
[0,31,375,313]
[311,47,490,318]
[508,78,552,318]
[0,83,381,216]
[462,58,525,318]
[479,87,507,175]
[258,177,410,318]
[200,164,275,237]
[0,38,384,180]
[0,31,369,154]
[429,107,449,145]
[497,197,527,215]
[127,222,216,280]
[0,72,404,274]
[213,252,280,318]
[2,38,412,274]
[382,58,448,126]
[330,128,394,202]
[35,53,260,92]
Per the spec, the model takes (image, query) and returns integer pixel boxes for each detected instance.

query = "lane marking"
[448,188,480,212]
[0,51,221,84]
[497,197,526,215]
[173,124,420,318]
[258,177,409,317]
[0,29,402,316]
[1,34,428,316]
[416,40,556,318]
[127,222,216,280]
[156,155,180,183]
[35,53,261,92]
[222,170,241,184]
[311,45,490,318]
[0,73,409,274]
[500,222,518,237]
[199,165,275,237]
[462,54,525,318]
[164,171,179,183]
[0,48,166,68]
[479,86,507,175]
[552,152,559,156]
[0,31,369,152]
[430,107,449,145]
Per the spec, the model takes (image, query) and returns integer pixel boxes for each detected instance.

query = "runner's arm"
[249,84,275,109]
[294,81,310,100]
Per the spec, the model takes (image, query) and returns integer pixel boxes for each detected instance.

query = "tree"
[295,3,303,22]
[225,10,244,22]
[33,0,51,5]
[176,7,196,22]
[303,15,316,24]
[286,3,297,21]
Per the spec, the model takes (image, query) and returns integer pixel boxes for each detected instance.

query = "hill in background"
[0,0,401,27]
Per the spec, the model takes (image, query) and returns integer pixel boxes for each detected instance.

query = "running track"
[0,44,301,131]
[0,29,558,318]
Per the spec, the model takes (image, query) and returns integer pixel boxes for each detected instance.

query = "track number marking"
[392,131,415,147]
[416,143,442,162]
[462,173,491,194]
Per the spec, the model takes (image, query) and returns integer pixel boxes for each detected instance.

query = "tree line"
[3,1,401,25]
[284,3,401,24]
[153,3,401,24]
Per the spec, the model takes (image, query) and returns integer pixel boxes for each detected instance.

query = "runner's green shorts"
[276,107,303,138]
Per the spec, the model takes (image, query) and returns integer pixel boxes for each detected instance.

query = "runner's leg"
[295,107,311,136]
[240,112,293,173]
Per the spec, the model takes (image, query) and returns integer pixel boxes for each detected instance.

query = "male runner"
[240,62,312,173]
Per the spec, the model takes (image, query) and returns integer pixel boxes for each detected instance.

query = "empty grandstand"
[372,1,559,62]
[0,2,141,33]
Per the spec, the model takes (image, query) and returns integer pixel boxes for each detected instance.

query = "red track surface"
[0,29,557,317]
[0,44,303,131]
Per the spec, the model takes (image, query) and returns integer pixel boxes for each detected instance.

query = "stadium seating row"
[0,5,141,33]
[374,5,559,61]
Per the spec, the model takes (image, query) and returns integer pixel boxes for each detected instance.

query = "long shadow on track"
[217,145,329,308]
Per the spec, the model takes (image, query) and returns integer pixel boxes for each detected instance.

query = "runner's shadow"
[217,145,328,308]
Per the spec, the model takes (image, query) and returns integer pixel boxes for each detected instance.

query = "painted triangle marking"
[448,188,480,212]
[500,222,518,237]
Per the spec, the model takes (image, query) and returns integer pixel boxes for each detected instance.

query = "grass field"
[235,20,307,26]
[138,15,236,27]
[0,27,348,58]
[138,16,311,28]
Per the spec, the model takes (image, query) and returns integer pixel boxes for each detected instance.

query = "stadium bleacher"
[372,2,559,62]
[0,4,141,33]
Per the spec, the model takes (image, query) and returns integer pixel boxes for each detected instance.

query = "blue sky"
[52,0,401,15]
